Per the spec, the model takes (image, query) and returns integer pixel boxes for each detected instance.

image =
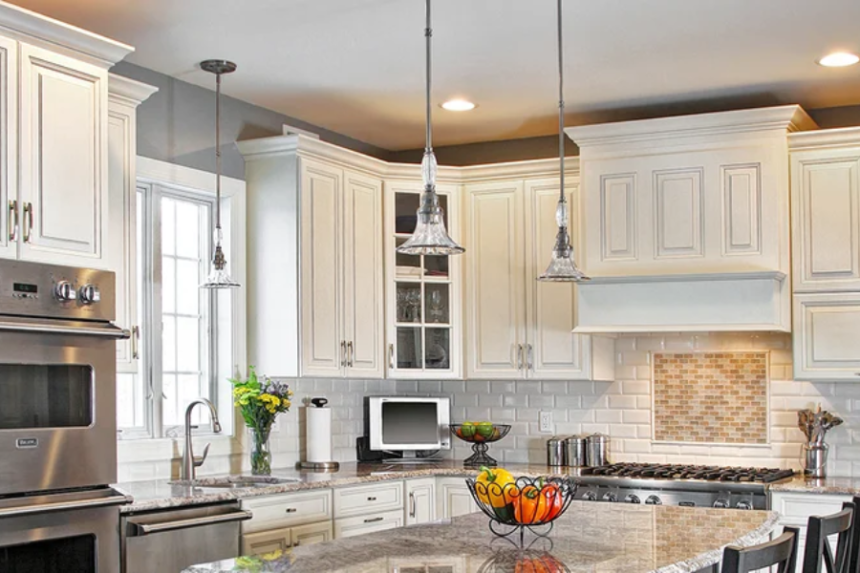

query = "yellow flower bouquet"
[230,367,293,475]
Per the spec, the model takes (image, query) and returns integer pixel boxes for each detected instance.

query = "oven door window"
[0,365,93,429]
[0,534,95,572]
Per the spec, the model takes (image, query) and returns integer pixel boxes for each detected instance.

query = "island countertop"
[182,501,779,573]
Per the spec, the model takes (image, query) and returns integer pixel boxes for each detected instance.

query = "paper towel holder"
[296,397,340,472]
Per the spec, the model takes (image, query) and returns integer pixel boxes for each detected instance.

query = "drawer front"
[334,481,404,518]
[241,490,333,533]
[334,509,404,539]
[771,493,850,525]
[241,527,292,556]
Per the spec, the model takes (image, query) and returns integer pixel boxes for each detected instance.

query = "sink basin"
[169,476,301,489]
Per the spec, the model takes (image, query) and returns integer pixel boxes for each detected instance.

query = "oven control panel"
[0,260,115,321]
[574,485,765,510]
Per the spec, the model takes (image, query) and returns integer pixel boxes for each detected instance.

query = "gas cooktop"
[582,463,795,484]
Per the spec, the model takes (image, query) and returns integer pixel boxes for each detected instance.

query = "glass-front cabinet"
[384,179,462,378]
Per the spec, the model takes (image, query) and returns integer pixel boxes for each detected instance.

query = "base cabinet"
[405,478,436,526]
[770,492,848,572]
[436,477,478,519]
[241,521,332,556]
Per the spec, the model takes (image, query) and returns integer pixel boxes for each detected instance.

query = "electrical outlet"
[539,411,553,433]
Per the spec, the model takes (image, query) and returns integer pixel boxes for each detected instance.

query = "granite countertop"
[182,502,779,573]
[115,461,585,513]
[769,475,860,496]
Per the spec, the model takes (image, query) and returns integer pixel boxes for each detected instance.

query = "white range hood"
[566,105,817,333]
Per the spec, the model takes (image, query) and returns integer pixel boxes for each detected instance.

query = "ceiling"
[9,0,860,150]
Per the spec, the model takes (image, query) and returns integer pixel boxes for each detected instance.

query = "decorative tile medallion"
[652,352,769,444]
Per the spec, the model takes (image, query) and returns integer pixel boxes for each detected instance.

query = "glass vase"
[250,424,273,476]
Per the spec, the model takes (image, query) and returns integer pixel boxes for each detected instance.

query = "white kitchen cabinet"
[405,478,436,526]
[239,135,385,379]
[240,489,333,534]
[240,521,332,556]
[0,35,16,261]
[793,293,860,381]
[384,178,463,379]
[107,74,156,370]
[334,481,404,518]
[436,477,478,519]
[770,491,850,572]
[19,43,107,265]
[334,509,404,539]
[566,106,814,333]
[463,178,614,381]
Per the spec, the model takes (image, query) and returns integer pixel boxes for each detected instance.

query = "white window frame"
[119,157,246,457]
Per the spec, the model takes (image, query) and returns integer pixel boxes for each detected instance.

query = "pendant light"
[396,0,465,256]
[538,0,589,282]
[200,59,240,289]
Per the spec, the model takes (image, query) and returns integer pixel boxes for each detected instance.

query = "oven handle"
[0,493,130,518]
[130,509,253,536]
[0,320,130,339]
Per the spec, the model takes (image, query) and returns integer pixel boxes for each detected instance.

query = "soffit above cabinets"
[566,105,818,334]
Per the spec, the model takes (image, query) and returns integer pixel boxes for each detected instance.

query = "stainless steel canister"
[546,436,565,466]
[585,433,609,467]
[563,435,588,467]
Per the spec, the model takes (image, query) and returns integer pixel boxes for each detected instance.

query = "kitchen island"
[183,501,778,573]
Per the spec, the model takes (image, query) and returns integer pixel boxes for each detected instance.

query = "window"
[117,164,244,439]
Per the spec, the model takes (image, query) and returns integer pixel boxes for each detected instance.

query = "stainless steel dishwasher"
[121,503,251,573]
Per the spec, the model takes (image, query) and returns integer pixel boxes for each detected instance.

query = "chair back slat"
[722,527,799,573]
[848,496,860,573]
[802,502,855,573]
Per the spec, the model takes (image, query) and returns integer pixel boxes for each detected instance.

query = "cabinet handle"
[409,492,416,518]
[527,344,534,370]
[363,516,384,524]
[131,325,140,360]
[389,344,395,369]
[8,200,17,242]
[347,341,354,367]
[285,508,297,513]
[515,344,523,370]
[367,496,377,501]
[22,202,32,243]
[340,341,347,367]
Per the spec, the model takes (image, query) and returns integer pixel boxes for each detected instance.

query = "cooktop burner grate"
[581,463,795,483]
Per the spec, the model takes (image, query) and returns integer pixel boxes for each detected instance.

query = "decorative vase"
[250,424,273,476]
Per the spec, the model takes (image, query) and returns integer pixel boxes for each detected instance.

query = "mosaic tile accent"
[652,352,769,444]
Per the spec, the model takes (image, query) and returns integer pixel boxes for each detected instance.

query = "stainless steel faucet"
[181,398,223,481]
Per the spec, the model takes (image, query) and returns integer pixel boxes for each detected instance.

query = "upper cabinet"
[463,174,614,381]
[384,178,463,379]
[0,4,132,269]
[566,106,817,333]
[789,129,860,381]
[239,137,385,379]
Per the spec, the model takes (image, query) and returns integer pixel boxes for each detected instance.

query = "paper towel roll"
[306,407,332,463]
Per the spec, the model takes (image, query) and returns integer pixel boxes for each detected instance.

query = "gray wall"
[112,62,390,180]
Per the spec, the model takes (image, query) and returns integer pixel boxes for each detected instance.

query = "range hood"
[565,105,817,333]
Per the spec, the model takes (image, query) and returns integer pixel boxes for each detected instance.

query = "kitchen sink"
[169,476,301,489]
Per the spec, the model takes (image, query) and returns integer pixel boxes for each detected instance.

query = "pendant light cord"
[557,0,565,209]
[425,0,433,154]
[215,72,222,232]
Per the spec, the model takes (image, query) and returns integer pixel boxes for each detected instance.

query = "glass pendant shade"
[397,151,464,255]
[202,231,240,289]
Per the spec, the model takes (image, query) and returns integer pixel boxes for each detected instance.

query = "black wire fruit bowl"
[450,423,511,467]
[465,475,577,540]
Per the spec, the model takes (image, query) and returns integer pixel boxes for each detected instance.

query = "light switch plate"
[539,411,553,433]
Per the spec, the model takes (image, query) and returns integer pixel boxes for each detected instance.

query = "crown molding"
[566,105,818,152]
[108,73,158,106]
[238,134,579,183]
[0,1,133,66]
[788,126,860,151]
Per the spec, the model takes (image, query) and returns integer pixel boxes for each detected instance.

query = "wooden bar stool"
[848,497,860,573]
[721,526,799,573]
[802,502,855,573]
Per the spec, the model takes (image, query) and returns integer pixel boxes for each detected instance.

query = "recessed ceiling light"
[818,52,860,67]
[440,99,477,112]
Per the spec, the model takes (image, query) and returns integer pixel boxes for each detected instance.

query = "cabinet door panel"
[794,293,860,381]
[793,154,860,291]
[464,181,525,379]
[241,527,292,556]
[300,159,343,377]
[524,178,589,379]
[20,44,106,265]
[436,478,478,519]
[343,170,384,378]
[405,478,436,526]
[291,521,333,547]
[0,36,16,261]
